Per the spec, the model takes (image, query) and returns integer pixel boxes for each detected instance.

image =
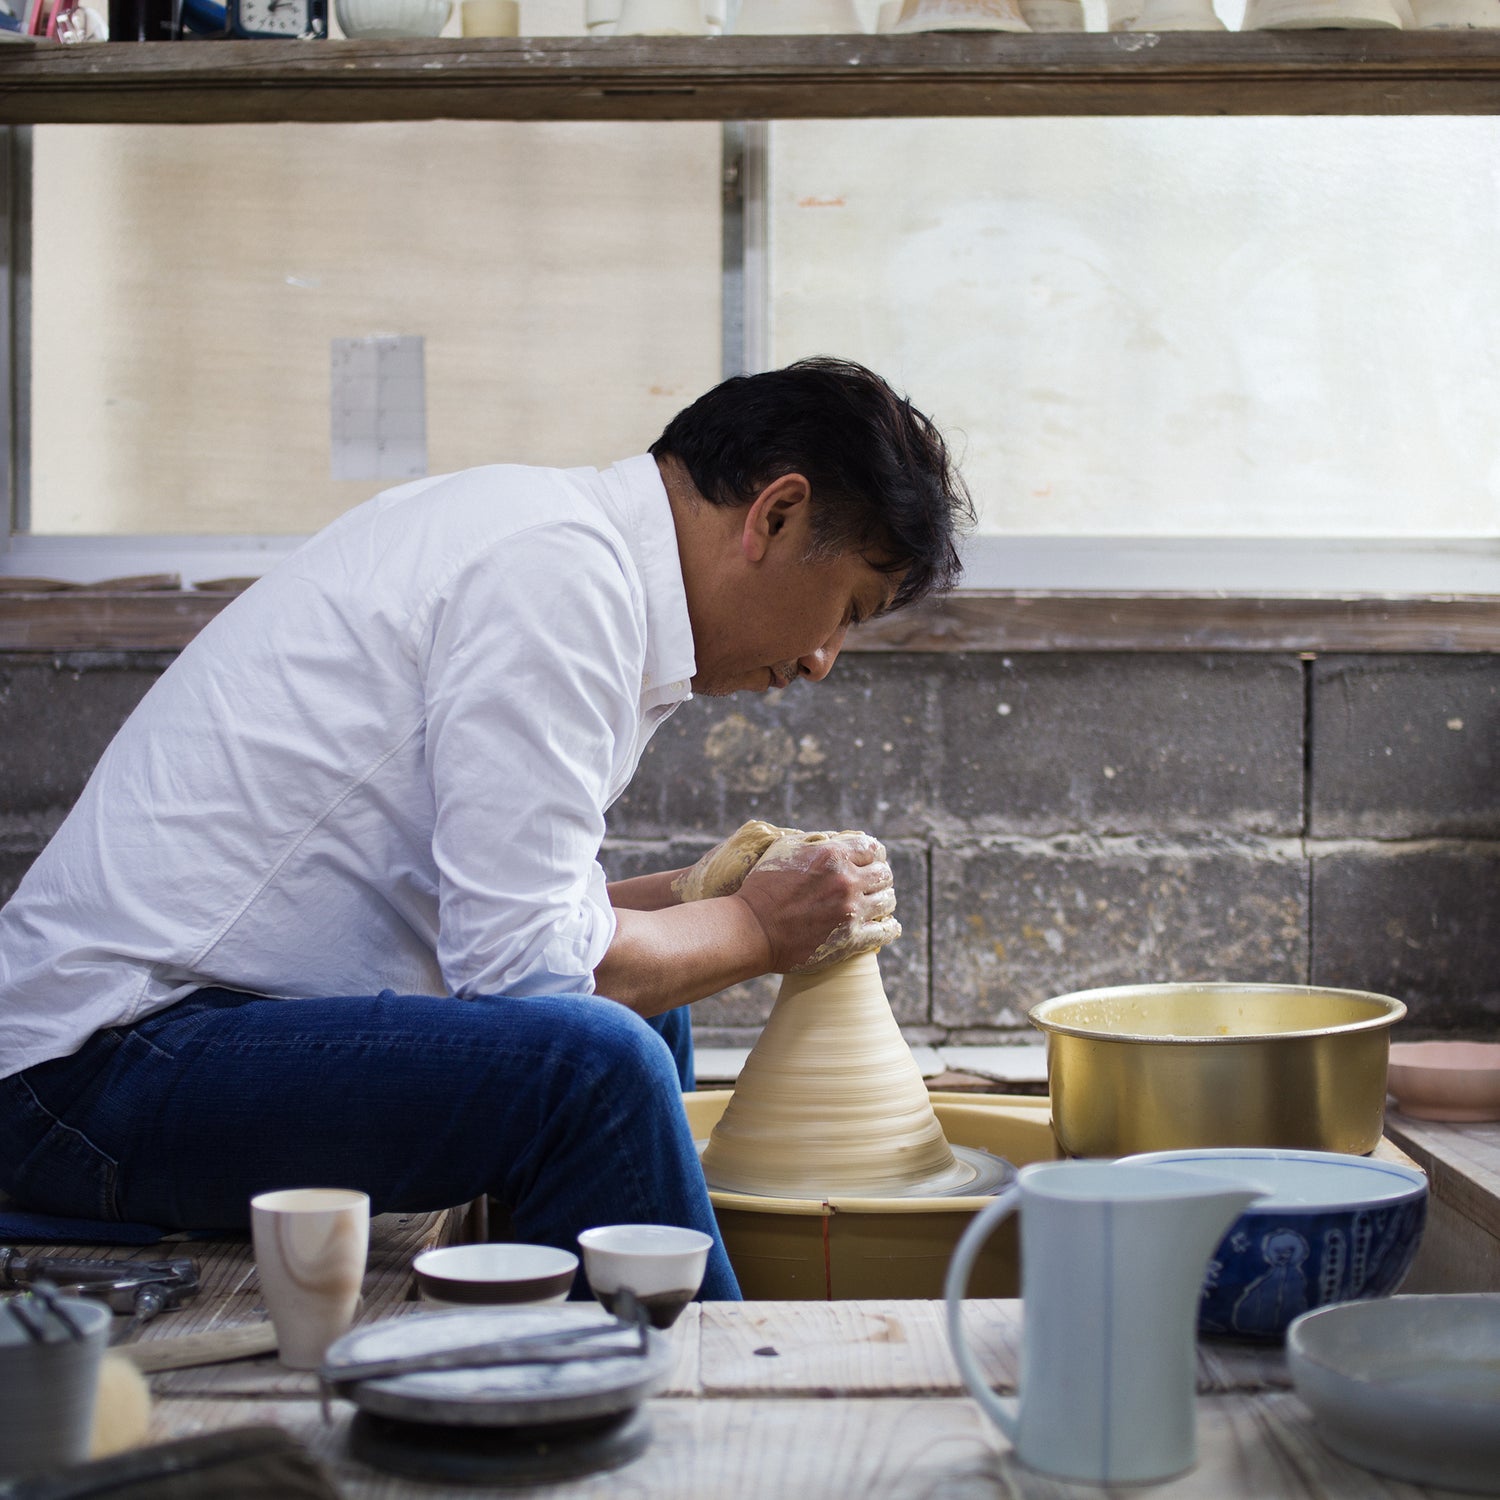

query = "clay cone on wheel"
[699,950,971,1198]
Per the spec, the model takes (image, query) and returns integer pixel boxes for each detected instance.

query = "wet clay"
[699,949,971,1198]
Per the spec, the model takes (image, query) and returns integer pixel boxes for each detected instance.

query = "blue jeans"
[0,988,740,1301]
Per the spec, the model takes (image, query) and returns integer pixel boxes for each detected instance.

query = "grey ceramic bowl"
[1287,1294,1500,1494]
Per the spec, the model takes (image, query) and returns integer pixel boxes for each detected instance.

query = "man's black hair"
[649,357,974,612]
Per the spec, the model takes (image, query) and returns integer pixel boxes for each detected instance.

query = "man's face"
[686,475,902,698]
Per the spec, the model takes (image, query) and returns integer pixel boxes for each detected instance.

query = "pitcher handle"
[944,1183,1022,1443]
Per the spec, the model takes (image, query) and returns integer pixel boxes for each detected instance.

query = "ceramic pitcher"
[945,1159,1263,1485]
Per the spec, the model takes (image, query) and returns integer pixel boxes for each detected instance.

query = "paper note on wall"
[330,335,429,482]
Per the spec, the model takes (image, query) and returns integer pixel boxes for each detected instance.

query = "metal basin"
[1029,983,1406,1158]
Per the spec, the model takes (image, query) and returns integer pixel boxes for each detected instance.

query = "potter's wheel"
[697,1140,1016,1199]
[322,1307,672,1485]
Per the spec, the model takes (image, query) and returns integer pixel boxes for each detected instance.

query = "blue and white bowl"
[1120,1148,1427,1343]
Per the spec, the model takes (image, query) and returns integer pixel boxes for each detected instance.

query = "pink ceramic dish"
[1387,1041,1500,1122]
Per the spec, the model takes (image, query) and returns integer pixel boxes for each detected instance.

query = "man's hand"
[670,819,794,904]
[733,829,899,975]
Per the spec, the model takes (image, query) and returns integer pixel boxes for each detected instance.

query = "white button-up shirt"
[0,456,696,1078]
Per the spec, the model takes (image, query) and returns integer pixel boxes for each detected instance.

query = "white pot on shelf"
[891,0,1032,31]
[1241,0,1404,24]
[336,0,453,34]
[1020,0,1086,27]
[1114,0,1224,28]
[615,0,710,31]
[733,0,866,31]
[1406,0,1497,22]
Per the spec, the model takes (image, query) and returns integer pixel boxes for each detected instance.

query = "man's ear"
[740,473,811,562]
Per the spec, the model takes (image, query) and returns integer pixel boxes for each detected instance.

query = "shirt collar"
[599,453,696,705]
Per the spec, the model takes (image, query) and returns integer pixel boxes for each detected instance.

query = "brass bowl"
[1029,983,1407,1158]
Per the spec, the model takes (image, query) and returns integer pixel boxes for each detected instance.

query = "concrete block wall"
[3,649,1496,1045]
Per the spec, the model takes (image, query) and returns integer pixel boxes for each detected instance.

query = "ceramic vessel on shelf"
[412,1244,578,1309]
[1408,0,1499,22]
[1387,1039,1500,1121]
[584,0,622,31]
[1020,0,1085,25]
[733,0,865,30]
[1120,1148,1427,1342]
[335,0,452,35]
[614,0,709,32]
[946,1159,1262,1484]
[892,0,1032,31]
[460,0,517,34]
[1114,0,1224,28]
[1241,0,1403,24]
[1287,1295,1500,1495]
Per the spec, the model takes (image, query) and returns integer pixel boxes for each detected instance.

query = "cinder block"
[1310,656,1500,838]
[0,658,163,816]
[599,838,929,1031]
[932,838,1309,1030]
[931,655,1305,837]
[0,851,38,907]
[608,658,937,839]
[1311,846,1500,1032]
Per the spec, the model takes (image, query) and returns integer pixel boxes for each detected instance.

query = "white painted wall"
[770,116,1500,538]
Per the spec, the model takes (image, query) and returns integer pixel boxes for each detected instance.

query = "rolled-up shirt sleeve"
[415,522,645,997]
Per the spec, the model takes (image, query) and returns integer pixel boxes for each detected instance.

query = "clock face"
[231,0,319,35]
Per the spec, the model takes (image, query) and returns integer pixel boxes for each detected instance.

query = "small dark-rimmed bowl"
[412,1244,578,1309]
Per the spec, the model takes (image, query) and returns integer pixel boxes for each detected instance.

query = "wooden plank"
[699,1299,1288,1398]
[849,592,1500,655]
[0,33,1498,127]
[5,589,1500,655]
[141,1390,1441,1498]
[0,591,232,650]
[1383,1112,1500,1246]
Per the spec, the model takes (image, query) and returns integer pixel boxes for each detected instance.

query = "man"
[0,357,972,1301]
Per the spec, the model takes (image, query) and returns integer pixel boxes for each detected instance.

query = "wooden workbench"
[6,1205,1462,1498]
[136,1299,1458,1499]
[8,1123,1490,1497]
[1384,1109,1500,1295]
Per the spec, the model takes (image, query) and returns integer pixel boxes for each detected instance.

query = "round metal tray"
[323,1308,674,1429]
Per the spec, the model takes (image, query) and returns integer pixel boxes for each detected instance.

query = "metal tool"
[0,1249,199,1339]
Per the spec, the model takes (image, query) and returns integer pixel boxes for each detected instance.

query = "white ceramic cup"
[577,1223,712,1328]
[0,1296,111,1479]
[462,0,519,31]
[251,1187,370,1370]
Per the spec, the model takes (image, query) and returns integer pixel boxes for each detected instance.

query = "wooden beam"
[848,593,1500,653]
[3,588,1499,654]
[1,33,1498,126]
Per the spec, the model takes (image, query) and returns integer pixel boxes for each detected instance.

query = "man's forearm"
[606,868,689,913]
[594,898,772,1016]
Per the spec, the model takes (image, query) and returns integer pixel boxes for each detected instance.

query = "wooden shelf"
[1,32,1498,126]
[3,585,1498,653]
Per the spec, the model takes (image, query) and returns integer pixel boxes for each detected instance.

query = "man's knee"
[522,995,680,1092]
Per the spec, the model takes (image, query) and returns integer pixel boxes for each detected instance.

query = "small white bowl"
[335,0,453,38]
[577,1224,712,1328]
[412,1244,578,1309]
[1288,1295,1500,1494]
